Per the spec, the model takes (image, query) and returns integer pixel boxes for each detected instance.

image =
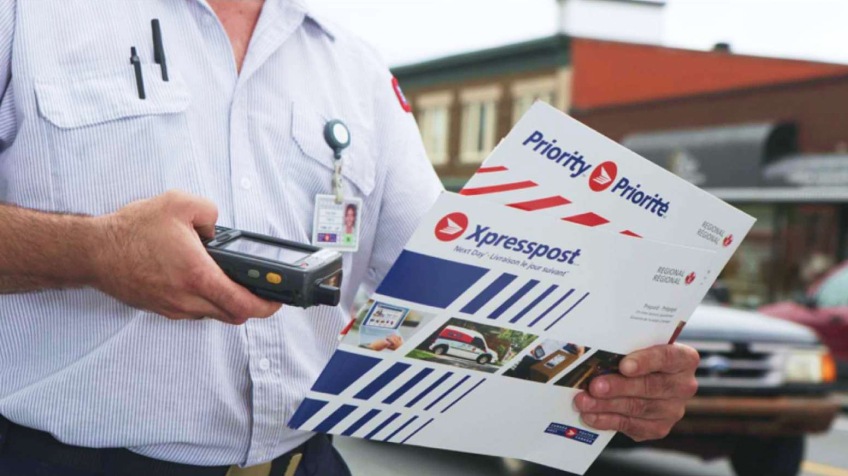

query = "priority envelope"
[462,102,756,311]
[289,191,731,475]
[289,103,755,474]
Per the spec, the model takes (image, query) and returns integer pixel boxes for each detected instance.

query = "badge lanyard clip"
[324,120,351,204]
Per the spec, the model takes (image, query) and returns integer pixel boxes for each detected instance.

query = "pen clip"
[151,19,169,82]
[130,46,145,100]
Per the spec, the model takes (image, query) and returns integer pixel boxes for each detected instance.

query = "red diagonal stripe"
[561,212,610,227]
[476,166,508,173]
[621,230,642,238]
[460,180,538,196]
[508,196,571,211]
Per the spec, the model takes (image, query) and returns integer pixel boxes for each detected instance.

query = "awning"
[622,122,797,189]
[763,154,848,187]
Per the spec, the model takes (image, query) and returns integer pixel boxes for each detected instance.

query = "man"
[0,1,699,475]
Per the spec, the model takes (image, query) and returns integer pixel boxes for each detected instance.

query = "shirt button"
[259,358,270,371]
[240,177,252,190]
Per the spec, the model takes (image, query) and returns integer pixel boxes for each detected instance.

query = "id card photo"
[312,194,363,252]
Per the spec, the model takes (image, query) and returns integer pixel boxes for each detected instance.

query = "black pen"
[151,19,169,82]
[130,46,145,100]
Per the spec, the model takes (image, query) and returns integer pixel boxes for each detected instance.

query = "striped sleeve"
[0,1,15,152]
[364,67,444,293]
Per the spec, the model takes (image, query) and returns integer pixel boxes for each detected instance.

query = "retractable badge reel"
[311,119,363,252]
[324,120,350,204]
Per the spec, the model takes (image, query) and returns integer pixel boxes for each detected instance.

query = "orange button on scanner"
[266,272,282,284]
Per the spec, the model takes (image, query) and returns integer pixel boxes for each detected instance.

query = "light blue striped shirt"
[0,0,442,467]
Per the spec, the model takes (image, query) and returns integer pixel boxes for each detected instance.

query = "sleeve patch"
[392,76,412,113]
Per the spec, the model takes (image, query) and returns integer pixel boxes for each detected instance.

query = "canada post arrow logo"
[723,235,734,248]
[544,422,599,445]
[589,161,618,192]
[435,212,469,242]
[685,272,696,285]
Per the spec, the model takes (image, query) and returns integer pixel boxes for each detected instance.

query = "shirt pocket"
[289,102,376,199]
[34,65,204,215]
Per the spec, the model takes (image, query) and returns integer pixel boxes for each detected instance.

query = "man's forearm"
[0,203,102,293]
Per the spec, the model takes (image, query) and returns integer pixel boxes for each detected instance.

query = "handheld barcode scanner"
[204,226,343,308]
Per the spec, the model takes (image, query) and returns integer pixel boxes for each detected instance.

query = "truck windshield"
[815,266,848,307]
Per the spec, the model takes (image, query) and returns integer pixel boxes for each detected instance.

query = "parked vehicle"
[429,325,499,365]
[635,304,840,476]
[760,260,848,377]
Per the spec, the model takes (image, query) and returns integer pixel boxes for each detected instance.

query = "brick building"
[570,39,848,306]
[392,35,571,190]
[392,30,848,306]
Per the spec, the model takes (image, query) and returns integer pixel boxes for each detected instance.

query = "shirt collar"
[288,0,337,41]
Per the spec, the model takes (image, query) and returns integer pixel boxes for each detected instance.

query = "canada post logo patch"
[392,76,412,113]
[544,423,598,445]
[435,212,468,242]
[589,162,617,192]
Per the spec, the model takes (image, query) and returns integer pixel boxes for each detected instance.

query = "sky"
[307,0,848,67]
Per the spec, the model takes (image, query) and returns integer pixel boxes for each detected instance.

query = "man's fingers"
[194,224,217,241]
[189,198,218,240]
[588,372,698,400]
[161,296,233,323]
[386,335,403,350]
[581,413,675,442]
[162,190,219,239]
[574,393,686,421]
[618,344,700,377]
[578,345,698,442]
[198,266,282,323]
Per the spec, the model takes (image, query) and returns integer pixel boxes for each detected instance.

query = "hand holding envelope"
[576,343,700,442]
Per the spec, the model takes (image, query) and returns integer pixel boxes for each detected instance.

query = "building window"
[512,77,557,124]
[459,85,501,164]
[721,204,842,307]
[415,92,453,166]
[460,101,496,164]
[721,204,776,308]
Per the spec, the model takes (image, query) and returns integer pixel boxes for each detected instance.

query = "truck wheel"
[432,345,448,356]
[730,436,804,476]
[476,355,492,365]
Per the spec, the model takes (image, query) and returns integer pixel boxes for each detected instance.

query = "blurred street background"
[337,415,848,475]
[312,1,848,474]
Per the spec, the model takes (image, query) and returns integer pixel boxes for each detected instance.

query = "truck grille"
[682,341,785,390]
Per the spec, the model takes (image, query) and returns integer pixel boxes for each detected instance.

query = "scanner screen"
[223,237,310,264]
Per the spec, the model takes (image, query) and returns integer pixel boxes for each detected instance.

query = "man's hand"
[573,344,699,442]
[366,334,404,352]
[385,334,404,350]
[90,190,281,324]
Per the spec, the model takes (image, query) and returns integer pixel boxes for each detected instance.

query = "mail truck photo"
[408,318,537,373]
[429,325,499,365]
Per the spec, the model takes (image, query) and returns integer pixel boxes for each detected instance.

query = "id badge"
[312,194,363,252]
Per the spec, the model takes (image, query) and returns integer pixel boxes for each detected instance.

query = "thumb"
[188,196,219,240]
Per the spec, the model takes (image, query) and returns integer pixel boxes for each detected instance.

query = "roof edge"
[572,36,848,69]
[392,34,570,76]
[571,71,848,114]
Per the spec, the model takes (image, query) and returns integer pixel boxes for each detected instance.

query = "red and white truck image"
[429,325,499,365]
